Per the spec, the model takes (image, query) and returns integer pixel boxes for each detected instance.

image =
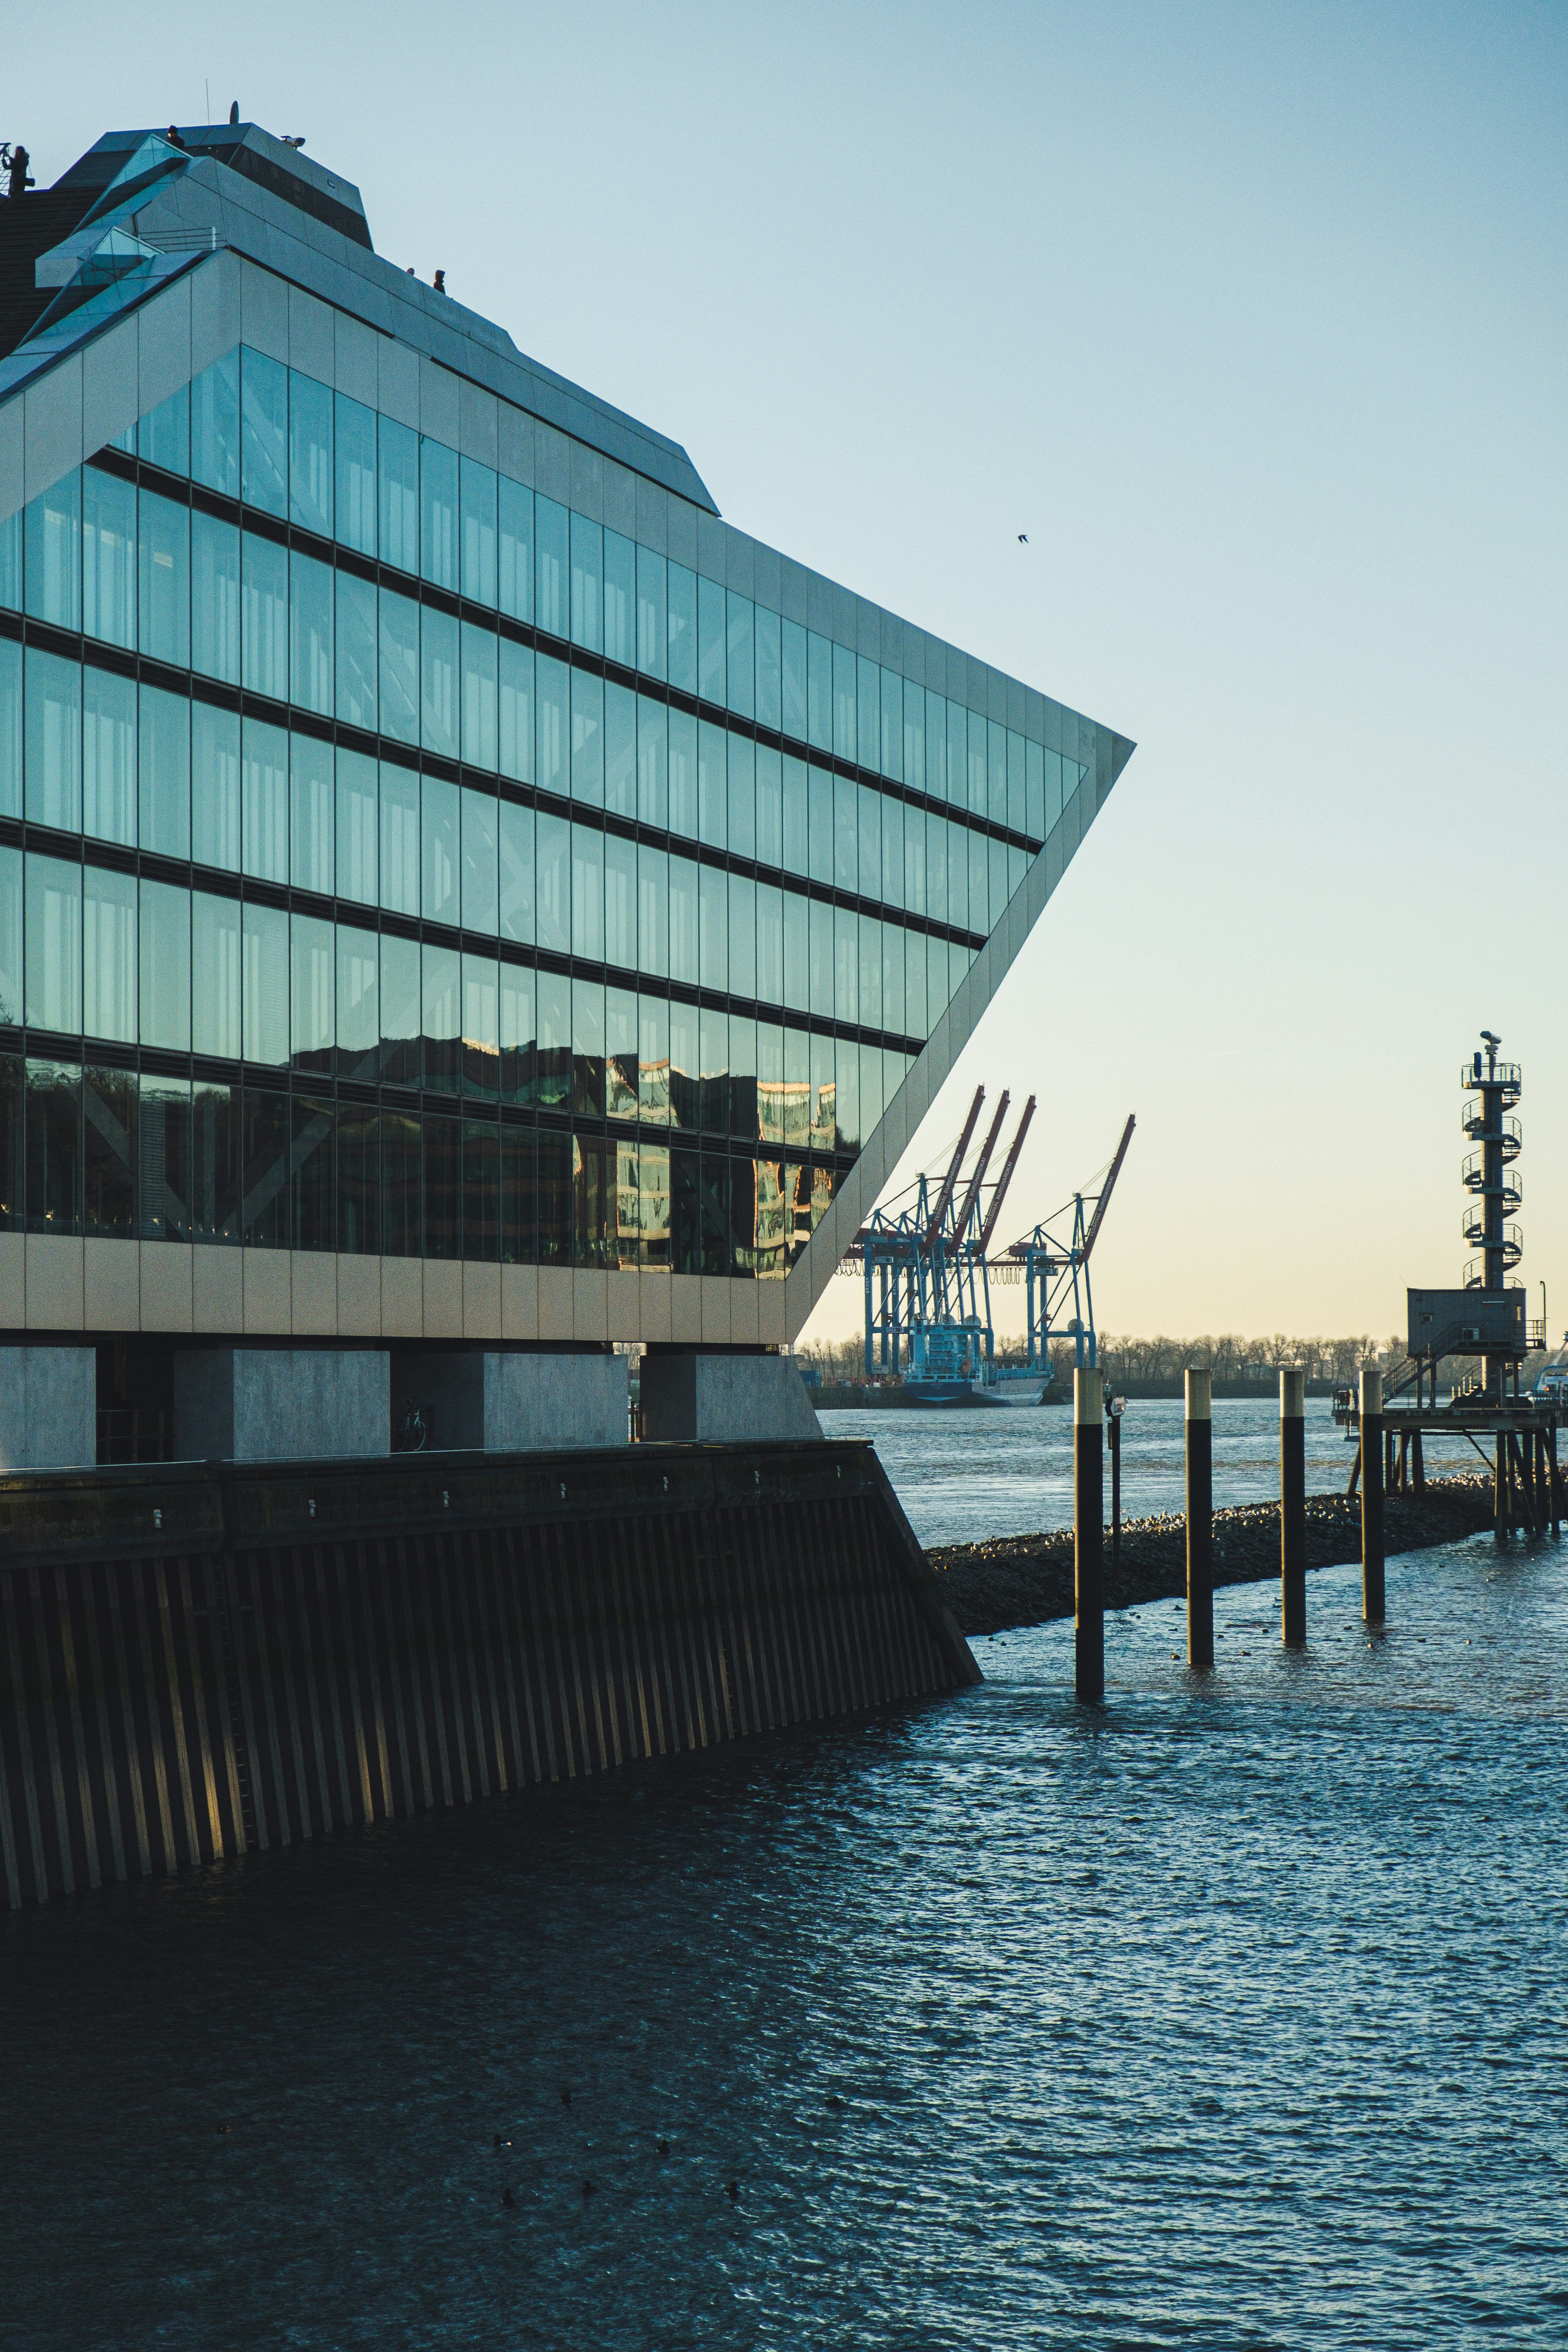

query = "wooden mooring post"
[1361,1366,1385,1624]
[1186,1367,1214,1668]
[1074,1365,1104,1703]
[1280,1366,1306,1646]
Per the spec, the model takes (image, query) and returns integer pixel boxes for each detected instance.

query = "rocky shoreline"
[927,1474,1496,1637]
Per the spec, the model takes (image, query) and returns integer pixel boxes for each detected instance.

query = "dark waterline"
[3,1529,1565,2348]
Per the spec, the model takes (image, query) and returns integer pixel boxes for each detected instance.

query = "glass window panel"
[535,494,568,637]
[968,828,988,933]
[604,680,635,819]
[288,551,334,716]
[636,694,667,829]
[288,369,333,537]
[949,702,971,811]
[382,1104,421,1253]
[139,1071,192,1244]
[498,476,533,621]
[290,911,335,1074]
[290,1094,335,1251]
[378,587,420,745]
[499,963,534,1107]
[191,511,240,681]
[242,902,289,1065]
[606,985,637,1120]
[420,603,458,757]
[696,575,725,705]
[697,719,726,849]
[902,681,925,796]
[833,777,857,891]
[498,636,534,783]
[571,668,603,806]
[379,933,421,1086]
[26,1059,81,1235]
[239,1086,290,1247]
[461,621,498,772]
[240,348,288,516]
[861,1042,884,1139]
[378,416,419,573]
[535,812,570,954]
[781,754,807,876]
[499,801,534,943]
[946,821,967,931]
[288,732,333,895]
[668,855,698,987]
[808,898,833,1018]
[82,665,136,845]
[756,882,783,1008]
[569,512,602,651]
[989,836,1008,924]
[136,876,189,1052]
[638,992,670,1130]
[136,487,189,668]
[669,1000,698,1132]
[421,773,460,924]
[536,651,567,798]
[25,647,81,832]
[755,743,782,870]
[138,380,189,476]
[832,640,857,759]
[883,922,906,1035]
[0,511,17,612]
[857,912,881,1030]
[881,797,903,911]
[334,392,376,557]
[835,1041,860,1154]
[925,812,948,923]
[420,437,458,590]
[880,668,903,781]
[857,784,880,902]
[82,465,136,647]
[668,707,697,838]
[603,530,634,667]
[725,592,754,720]
[667,561,697,696]
[242,717,289,883]
[462,1117,499,1253]
[637,844,668,979]
[1047,748,1064,833]
[241,531,289,700]
[191,349,240,496]
[571,823,604,960]
[698,1009,728,1140]
[0,846,20,1023]
[906,925,927,1039]
[460,456,497,606]
[834,906,858,1022]
[572,978,605,1120]
[335,747,377,905]
[636,545,666,678]
[335,921,379,1082]
[1026,738,1045,839]
[755,606,781,735]
[25,468,81,630]
[462,951,500,1099]
[857,657,879,775]
[191,702,240,870]
[337,1099,379,1253]
[0,639,15,819]
[807,632,832,751]
[1006,728,1026,833]
[728,874,756,999]
[532,1125,569,1257]
[727,734,755,860]
[191,892,240,1058]
[903,796,926,917]
[461,786,499,934]
[781,619,808,743]
[923,688,945,800]
[25,852,81,1031]
[82,863,136,1043]
[335,570,378,730]
[379,759,420,915]
[698,863,727,992]
[806,766,832,886]
[605,831,636,969]
[536,968,571,1110]
[422,942,461,1092]
[1008,843,1027,903]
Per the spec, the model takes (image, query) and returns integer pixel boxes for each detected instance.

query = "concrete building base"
[390,1350,628,1453]
[0,1347,97,1470]
[174,1349,390,1462]
[640,1351,823,1444]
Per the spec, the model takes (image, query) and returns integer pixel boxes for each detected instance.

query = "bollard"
[1074,1365,1104,1703]
[1280,1366,1306,1646]
[1186,1367,1213,1667]
[1360,1366,1385,1624]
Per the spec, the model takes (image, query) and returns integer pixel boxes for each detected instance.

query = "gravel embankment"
[927,1475,1496,1637]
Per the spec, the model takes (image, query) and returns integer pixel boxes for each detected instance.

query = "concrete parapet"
[640,1351,823,1444]
[390,1350,628,1453]
[0,1347,96,1469]
[174,1348,390,1462]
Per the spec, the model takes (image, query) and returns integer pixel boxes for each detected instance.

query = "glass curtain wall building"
[0,121,1132,1354]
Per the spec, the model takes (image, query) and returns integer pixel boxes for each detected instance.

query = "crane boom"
[978,1095,1036,1250]
[953,1092,1009,1242]
[924,1086,985,1247]
[1080,1115,1135,1264]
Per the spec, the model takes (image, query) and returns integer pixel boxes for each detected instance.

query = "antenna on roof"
[282,134,306,149]
[229,101,240,126]
[1,145,35,201]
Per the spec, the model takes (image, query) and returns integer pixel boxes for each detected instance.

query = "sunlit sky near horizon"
[12,1,1564,1349]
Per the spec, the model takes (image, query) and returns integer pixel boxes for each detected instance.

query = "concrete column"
[0,1346,96,1469]
[1074,1364,1103,1704]
[1186,1367,1213,1667]
[174,1349,390,1462]
[1280,1367,1306,1646]
[389,1351,628,1453]
[1360,1366,1385,1623]
[639,1352,821,1445]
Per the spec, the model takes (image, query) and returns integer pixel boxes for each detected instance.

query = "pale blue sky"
[14,2,1566,1343]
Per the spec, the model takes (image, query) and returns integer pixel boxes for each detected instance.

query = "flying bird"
[1018,533,1028,544]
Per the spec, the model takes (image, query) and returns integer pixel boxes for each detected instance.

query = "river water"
[3,1413,1564,2349]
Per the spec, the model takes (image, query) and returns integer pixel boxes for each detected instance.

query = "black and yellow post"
[1280,1366,1307,1646]
[1360,1366,1385,1624]
[1186,1367,1214,1668]
[1074,1365,1104,1703]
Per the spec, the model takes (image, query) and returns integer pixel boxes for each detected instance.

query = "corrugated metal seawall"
[0,1441,979,1909]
